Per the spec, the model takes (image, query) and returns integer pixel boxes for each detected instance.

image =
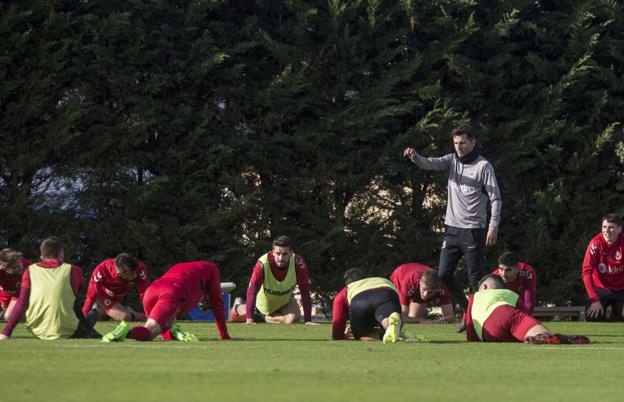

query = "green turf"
[1,321,622,402]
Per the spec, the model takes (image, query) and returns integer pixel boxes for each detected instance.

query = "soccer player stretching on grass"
[390,262,455,323]
[0,249,32,321]
[83,253,150,326]
[102,261,230,342]
[490,252,537,315]
[0,237,98,340]
[332,268,402,343]
[229,236,315,325]
[466,275,589,344]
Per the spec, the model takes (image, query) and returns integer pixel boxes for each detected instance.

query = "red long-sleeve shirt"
[154,261,229,339]
[245,252,313,322]
[490,262,537,314]
[2,260,84,337]
[389,263,452,306]
[582,232,624,302]
[331,287,350,340]
[82,258,150,316]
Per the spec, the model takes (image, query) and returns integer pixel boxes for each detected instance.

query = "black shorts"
[349,287,401,339]
[253,307,267,323]
[586,288,624,321]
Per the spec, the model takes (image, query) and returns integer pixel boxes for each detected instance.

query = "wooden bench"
[533,306,586,321]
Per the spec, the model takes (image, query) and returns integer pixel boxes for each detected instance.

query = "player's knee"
[282,313,299,324]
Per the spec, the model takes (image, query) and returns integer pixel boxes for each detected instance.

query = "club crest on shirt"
[598,263,607,273]
[616,251,622,261]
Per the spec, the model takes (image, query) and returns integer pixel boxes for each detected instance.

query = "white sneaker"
[383,312,401,344]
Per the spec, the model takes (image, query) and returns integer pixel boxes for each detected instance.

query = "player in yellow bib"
[332,268,402,343]
[229,236,316,324]
[0,237,99,341]
[466,275,589,344]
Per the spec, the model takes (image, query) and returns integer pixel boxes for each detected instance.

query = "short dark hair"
[602,213,623,227]
[115,253,138,272]
[421,269,441,288]
[478,274,505,289]
[273,235,293,250]
[499,251,519,267]
[40,236,64,259]
[451,124,475,139]
[343,267,365,286]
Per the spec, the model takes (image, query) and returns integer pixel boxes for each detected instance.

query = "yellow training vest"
[255,253,297,315]
[26,263,78,340]
[471,289,519,341]
[346,277,397,304]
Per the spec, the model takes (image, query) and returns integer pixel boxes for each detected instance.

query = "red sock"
[162,328,174,341]
[127,326,152,341]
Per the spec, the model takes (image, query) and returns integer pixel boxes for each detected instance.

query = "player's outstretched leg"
[383,312,401,344]
[101,321,131,343]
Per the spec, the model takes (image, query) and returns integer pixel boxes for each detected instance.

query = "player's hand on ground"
[304,321,320,326]
[586,301,603,319]
[0,334,9,341]
[244,319,256,325]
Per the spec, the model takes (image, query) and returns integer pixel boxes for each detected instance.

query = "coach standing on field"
[403,124,502,329]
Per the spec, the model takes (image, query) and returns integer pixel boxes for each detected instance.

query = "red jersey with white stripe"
[582,232,624,301]
[490,262,537,295]
[389,263,451,306]
[82,258,149,315]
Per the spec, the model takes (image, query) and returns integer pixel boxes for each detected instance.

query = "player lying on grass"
[466,275,589,344]
[83,253,149,326]
[229,235,315,325]
[101,261,230,342]
[390,262,454,323]
[332,267,402,343]
[0,249,32,322]
[0,237,99,340]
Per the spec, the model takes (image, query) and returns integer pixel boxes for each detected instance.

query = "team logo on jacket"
[616,251,622,261]
[442,241,447,249]
[598,263,607,273]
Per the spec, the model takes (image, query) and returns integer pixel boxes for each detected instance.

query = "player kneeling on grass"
[332,267,402,343]
[390,263,455,324]
[0,237,99,341]
[229,236,315,325]
[82,253,150,327]
[102,261,230,342]
[466,275,589,344]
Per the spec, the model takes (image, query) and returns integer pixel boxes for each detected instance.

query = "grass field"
[1,321,622,402]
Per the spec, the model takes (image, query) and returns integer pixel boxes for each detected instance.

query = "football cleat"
[383,312,401,344]
[169,322,199,342]
[101,321,130,343]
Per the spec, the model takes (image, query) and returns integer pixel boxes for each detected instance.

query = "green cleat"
[101,321,131,343]
[383,312,401,344]
[169,323,199,342]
